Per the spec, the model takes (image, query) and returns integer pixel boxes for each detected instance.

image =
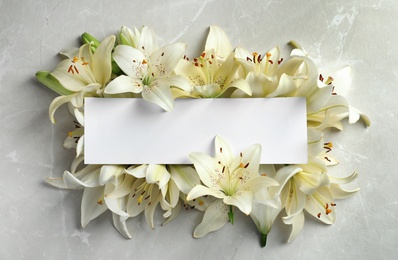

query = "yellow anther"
[261,173,267,176]
[324,142,333,148]
[198,200,204,206]
[97,199,103,205]
[239,163,244,168]
[72,56,79,63]
[266,52,271,58]
[137,195,144,204]
[142,59,147,64]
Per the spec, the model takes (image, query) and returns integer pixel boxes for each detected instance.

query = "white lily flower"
[280,48,370,129]
[115,164,173,229]
[48,35,115,123]
[188,136,278,215]
[105,34,187,111]
[187,136,278,237]
[232,46,293,98]
[173,26,251,98]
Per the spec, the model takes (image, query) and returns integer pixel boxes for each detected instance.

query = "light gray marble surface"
[1,0,396,259]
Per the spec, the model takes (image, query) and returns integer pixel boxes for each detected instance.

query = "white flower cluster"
[37,26,369,247]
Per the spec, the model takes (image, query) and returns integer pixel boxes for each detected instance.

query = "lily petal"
[223,191,253,215]
[49,94,76,123]
[169,165,200,195]
[193,199,229,238]
[187,184,225,201]
[91,35,116,85]
[81,186,107,227]
[113,45,147,78]
[189,152,222,190]
[112,213,132,239]
[282,211,305,242]
[99,165,124,186]
[150,42,187,77]
[205,26,232,61]
[125,164,148,178]
[142,79,174,111]
[105,75,144,94]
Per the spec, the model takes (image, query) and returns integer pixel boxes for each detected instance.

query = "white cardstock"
[84,97,307,164]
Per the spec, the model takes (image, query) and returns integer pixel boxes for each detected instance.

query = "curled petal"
[112,213,132,239]
[349,105,371,127]
[282,211,305,242]
[49,94,76,123]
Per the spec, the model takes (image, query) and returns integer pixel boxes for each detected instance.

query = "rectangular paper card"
[84,97,307,164]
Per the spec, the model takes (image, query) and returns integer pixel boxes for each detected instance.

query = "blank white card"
[84,98,307,164]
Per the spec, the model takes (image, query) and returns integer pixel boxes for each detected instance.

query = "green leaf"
[35,71,74,95]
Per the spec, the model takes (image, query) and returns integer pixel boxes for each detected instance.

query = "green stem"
[228,205,234,225]
[261,233,268,247]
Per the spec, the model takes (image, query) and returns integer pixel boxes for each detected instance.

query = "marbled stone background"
[1,0,396,259]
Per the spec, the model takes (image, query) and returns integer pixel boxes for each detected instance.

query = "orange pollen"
[266,52,271,58]
[198,200,204,206]
[326,209,332,215]
[201,52,206,58]
[239,163,244,168]
[325,203,329,209]
[268,60,273,64]
[67,131,73,137]
[261,173,267,176]
[72,56,79,63]
[324,142,333,148]
[142,59,147,64]
[317,213,321,218]
[97,199,103,205]
[82,62,89,65]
